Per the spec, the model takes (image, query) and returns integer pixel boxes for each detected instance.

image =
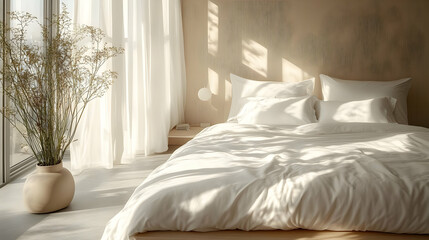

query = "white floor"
[0,151,173,240]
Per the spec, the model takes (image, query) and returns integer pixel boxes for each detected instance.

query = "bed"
[102,74,429,240]
[102,122,429,239]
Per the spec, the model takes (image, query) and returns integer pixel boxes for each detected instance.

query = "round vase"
[23,162,75,213]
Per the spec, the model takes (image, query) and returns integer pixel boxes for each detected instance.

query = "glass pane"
[10,0,43,40]
[10,127,31,166]
[9,0,44,166]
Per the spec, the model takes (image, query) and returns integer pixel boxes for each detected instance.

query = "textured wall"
[182,0,429,127]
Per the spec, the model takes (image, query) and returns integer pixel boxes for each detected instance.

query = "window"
[9,1,43,170]
[1,0,59,186]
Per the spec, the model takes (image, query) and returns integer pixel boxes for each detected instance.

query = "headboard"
[182,0,429,127]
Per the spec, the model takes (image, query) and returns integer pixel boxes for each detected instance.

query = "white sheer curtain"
[70,0,186,171]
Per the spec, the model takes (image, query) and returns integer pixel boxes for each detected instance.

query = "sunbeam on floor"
[0,152,172,240]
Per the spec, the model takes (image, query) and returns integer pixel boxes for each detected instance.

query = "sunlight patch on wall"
[242,39,268,77]
[282,58,312,82]
[208,1,219,56]
[208,68,219,95]
[225,79,232,102]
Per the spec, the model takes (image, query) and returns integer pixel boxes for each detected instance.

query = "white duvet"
[102,123,429,240]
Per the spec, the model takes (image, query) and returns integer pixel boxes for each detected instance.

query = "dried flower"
[0,5,124,166]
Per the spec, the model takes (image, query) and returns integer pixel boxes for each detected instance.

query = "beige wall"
[182,0,429,127]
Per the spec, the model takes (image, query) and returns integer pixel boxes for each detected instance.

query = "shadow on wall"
[183,0,429,127]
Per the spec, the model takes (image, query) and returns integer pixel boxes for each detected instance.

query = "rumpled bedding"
[102,123,429,240]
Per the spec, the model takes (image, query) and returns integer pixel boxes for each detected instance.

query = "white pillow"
[320,74,411,124]
[317,97,397,124]
[236,96,318,126]
[229,74,315,122]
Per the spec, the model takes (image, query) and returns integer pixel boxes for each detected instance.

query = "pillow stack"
[229,74,316,125]
[319,74,411,124]
[228,73,412,126]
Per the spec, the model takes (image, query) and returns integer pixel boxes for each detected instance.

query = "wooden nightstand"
[168,127,205,146]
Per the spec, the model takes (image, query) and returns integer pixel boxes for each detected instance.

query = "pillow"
[236,96,318,126]
[229,74,315,122]
[317,97,397,124]
[320,74,411,124]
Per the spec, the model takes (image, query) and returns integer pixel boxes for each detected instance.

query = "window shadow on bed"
[116,124,428,234]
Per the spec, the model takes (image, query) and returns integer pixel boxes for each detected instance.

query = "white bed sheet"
[102,123,429,240]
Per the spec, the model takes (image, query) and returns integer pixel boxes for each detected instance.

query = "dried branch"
[0,4,124,166]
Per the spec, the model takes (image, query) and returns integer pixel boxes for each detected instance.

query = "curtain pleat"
[70,0,186,172]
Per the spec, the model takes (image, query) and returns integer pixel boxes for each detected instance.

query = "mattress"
[102,123,429,240]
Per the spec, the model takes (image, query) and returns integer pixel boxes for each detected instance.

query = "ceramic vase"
[23,162,75,213]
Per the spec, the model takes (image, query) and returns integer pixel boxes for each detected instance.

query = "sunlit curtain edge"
[70,0,186,173]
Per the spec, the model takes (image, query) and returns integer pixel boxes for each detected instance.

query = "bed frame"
[133,230,429,240]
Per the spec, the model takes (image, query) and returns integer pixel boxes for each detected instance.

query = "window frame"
[0,0,4,187]
[0,0,58,187]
